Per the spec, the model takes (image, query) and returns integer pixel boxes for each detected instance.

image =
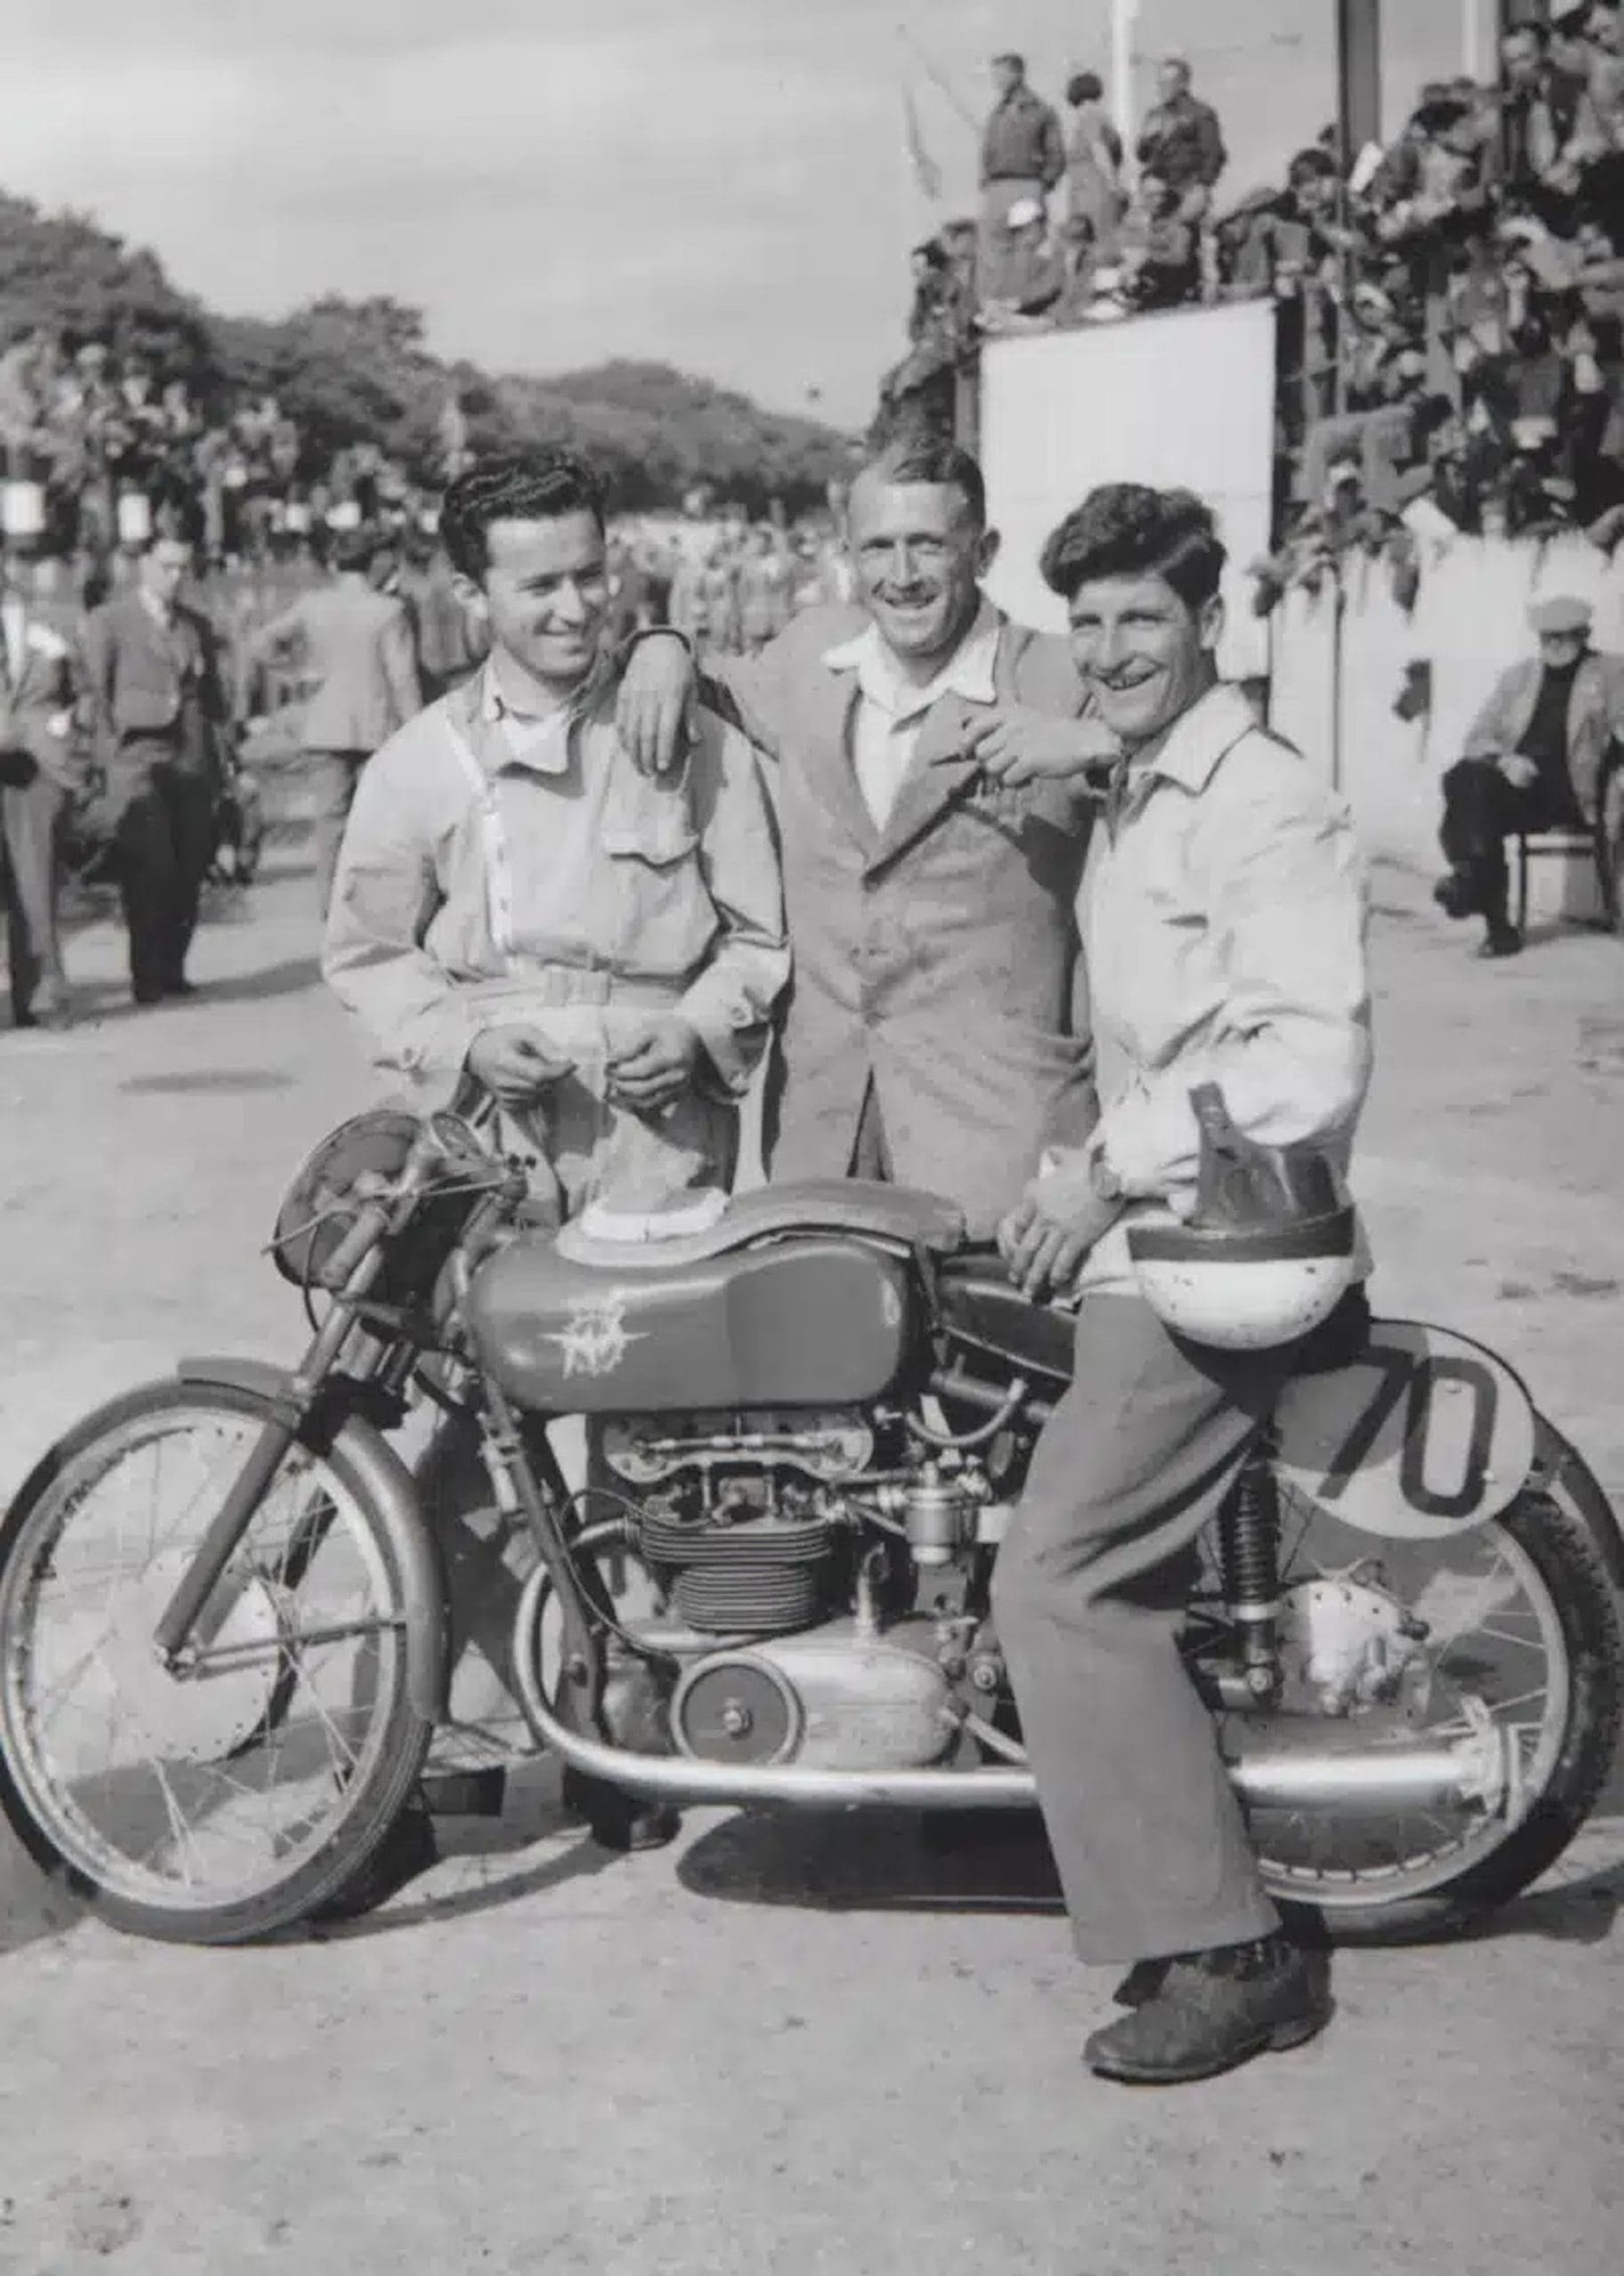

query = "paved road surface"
[1,854,1621,2275]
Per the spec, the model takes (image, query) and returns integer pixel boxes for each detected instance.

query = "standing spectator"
[397,533,485,702]
[0,549,81,1030]
[1135,55,1228,222]
[1436,596,1624,956]
[979,52,1066,284]
[80,519,231,1005]
[736,525,794,654]
[1498,19,1597,216]
[1063,71,1125,261]
[244,523,422,917]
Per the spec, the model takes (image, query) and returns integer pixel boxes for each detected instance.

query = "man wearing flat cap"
[1435,595,1624,954]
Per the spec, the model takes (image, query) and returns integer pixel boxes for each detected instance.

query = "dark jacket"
[80,591,229,779]
[980,86,1066,188]
[1135,92,1227,194]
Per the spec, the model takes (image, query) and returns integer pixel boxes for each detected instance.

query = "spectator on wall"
[1118,174,1201,310]
[1134,55,1227,223]
[1063,71,1125,261]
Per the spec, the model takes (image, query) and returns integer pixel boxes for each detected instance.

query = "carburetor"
[869,1461,993,1567]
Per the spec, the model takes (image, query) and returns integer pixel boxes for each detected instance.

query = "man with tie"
[620,432,1116,1232]
[0,549,84,1030]
[80,520,232,1004]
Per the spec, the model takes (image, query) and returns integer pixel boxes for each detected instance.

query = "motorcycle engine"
[596,1410,999,1772]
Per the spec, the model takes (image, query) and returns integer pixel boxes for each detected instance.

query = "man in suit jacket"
[80,525,231,1004]
[248,523,423,914]
[1436,593,1624,955]
[0,550,84,1029]
[623,432,1116,1234]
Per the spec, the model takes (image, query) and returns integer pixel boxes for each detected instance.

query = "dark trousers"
[108,749,217,998]
[2,769,69,1022]
[1440,757,1585,926]
[992,1294,1294,1967]
[307,748,368,919]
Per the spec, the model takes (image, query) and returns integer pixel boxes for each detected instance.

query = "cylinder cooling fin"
[638,1507,836,1635]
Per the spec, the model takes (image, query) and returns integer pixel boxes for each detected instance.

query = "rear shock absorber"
[1218,1451,1283,1703]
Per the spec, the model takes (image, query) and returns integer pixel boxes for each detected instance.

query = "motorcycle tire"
[1261,1482,1624,1940]
[0,1380,437,1944]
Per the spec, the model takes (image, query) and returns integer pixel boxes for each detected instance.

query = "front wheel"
[0,1381,436,1943]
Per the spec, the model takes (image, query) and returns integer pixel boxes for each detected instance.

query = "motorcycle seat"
[553,1177,966,1274]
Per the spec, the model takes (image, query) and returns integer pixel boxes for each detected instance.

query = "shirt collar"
[822,597,1002,725]
[1134,680,1259,799]
[477,653,586,776]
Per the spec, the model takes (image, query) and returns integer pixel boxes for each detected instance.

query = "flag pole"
[1111,0,1139,146]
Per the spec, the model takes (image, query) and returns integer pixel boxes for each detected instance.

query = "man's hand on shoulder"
[616,632,697,778]
[964,704,1120,789]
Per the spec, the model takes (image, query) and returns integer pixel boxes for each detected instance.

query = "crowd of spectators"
[0,326,436,576]
[882,12,1624,593]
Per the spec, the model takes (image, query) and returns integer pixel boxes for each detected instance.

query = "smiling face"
[846,474,994,668]
[459,509,609,692]
[1065,571,1222,747]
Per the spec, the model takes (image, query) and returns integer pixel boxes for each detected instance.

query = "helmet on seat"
[1126,1084,1358,1351]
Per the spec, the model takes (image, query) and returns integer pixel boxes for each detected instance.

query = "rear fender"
[176,1356,447,1719]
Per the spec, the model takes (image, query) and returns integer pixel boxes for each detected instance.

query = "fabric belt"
[501,963,684,1010]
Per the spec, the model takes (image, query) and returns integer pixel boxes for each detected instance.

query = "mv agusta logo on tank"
[0,1096,1620,1947]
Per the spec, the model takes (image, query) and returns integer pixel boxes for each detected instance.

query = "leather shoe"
[1433,868,1478,919]
[1085,1935,1331,2085]
[1478,923,1523,959]
[1112,1956,1169,2008]
[561,1766,680,1853]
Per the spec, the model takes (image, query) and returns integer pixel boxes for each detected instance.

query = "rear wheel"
[0,1382,435,1943]
[1224,1476,1623,1932]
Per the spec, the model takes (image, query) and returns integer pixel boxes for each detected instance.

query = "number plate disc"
[1274,1320,1535,1540]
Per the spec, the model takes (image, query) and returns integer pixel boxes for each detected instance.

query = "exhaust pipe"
[513,1625,1511,1819]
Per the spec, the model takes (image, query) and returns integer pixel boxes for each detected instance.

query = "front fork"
[150,1206,395,1670]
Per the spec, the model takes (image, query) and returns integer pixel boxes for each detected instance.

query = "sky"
[7,0,1488,428]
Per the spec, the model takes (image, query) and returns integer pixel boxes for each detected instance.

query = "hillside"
[0,191,852,511]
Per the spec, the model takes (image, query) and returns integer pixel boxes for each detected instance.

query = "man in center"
[628,432,1115,1232]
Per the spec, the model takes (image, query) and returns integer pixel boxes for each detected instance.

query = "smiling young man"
[976,484,1371,2085]
[620,432,1116,1232]
[323,448,787,1209]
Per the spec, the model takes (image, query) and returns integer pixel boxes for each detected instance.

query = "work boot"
[1433,867,1479,919]
[1478,921,1523,959]
[560,1766,680,1853]
[1084,1933,1331,2085]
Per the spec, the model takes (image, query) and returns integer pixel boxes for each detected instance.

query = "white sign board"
[977,301,1278,680]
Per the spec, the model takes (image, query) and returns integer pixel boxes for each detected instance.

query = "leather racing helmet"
[1126,1084,1357,1350]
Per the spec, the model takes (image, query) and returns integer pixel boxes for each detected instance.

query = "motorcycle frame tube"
[165,1356,450,1721]
[509,1560,1507,1816]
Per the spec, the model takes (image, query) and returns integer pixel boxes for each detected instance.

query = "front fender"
[176,1356,447,1720]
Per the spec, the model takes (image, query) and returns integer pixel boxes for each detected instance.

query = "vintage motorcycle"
[1,1102,1620,1945]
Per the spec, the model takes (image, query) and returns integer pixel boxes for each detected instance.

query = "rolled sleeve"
[677,710,789,1094]
[320,744,476,1083]
[1099,770,1371,1204]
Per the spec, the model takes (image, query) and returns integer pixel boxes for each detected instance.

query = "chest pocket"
[600,794,706,971]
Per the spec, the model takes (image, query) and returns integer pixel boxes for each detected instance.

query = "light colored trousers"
[992,1294,1292,1967]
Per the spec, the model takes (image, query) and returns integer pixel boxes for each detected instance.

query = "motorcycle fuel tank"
[464,1234,914,1414]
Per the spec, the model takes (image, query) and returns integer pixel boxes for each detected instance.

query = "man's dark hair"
[992,51,1025,72]
[1067,70,1105,105]
[857,431,987,529]
[441,449,606,582]
[1040,485,1226,609]
[1552,5,1593,35]
[1287,145,1339,184]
